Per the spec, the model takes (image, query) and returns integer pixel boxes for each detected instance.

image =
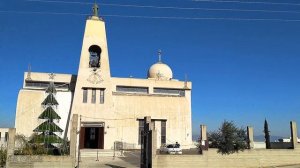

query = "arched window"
[89,45,102,68]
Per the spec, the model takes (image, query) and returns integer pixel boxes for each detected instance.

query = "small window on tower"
[83,89,88,103]
[89,45,102,68]
[91,89,96,104]
[100,89,105,104]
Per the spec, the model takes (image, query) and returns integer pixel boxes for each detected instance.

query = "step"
[80,149,123,158]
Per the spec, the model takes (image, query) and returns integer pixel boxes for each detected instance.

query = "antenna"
[26,63,32,80]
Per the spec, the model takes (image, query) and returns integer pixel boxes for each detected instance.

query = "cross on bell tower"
[92,2,99,17]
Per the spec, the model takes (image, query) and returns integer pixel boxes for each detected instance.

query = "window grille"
[161,121,166,144]
[154,88,185,96]
[100,89,105,104]
[83,89,88,103]
[92,89,96,104]
[116,86,148,94]
[25,81,69,89]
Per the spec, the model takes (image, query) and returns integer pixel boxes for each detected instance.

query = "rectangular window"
[91,89,96,104]
[0,132,1,140]
[138,120,144,145]
[83,89,88,103]
[5,132,8,142]
[25,81,69,89]
[161,121,166,144]
[100,89,105,104]
[154,88,185,96]
[116,86,148,94]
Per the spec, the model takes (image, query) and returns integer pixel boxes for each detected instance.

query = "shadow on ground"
[105,164,126,168]
[119,150,140,167]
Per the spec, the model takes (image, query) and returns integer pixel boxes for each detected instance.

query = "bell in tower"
[89,45,102,68]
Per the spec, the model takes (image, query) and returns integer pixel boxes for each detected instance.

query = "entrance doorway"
[80,126,104,149]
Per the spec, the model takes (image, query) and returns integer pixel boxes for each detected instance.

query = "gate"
[140,116,153,168]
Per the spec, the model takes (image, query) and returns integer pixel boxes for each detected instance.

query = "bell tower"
[70,3,115,149]
[76,3,111,81]
[70,3,114,146]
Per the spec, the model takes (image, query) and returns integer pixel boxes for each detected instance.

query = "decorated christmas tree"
[33,82,63,146]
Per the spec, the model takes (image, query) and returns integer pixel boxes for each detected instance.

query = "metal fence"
[114,141,136,150]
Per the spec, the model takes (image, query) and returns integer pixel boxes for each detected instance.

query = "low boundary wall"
[6,155,73,168]
[153,146,300,168]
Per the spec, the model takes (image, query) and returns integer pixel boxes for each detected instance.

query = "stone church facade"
[15,4,192,149]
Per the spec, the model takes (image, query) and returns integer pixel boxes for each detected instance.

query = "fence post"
[6,128,16,168]
[200,125,208,151]
[152,129,157,158]
[247,126,254,149]
[290,121,298,149]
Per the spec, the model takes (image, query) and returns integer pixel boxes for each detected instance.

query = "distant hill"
[254,135,284,142]
[193,134,284,142]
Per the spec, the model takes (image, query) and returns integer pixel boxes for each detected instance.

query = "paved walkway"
[78,151,300,168]
[274,165,300,168]
[79,151,140,168]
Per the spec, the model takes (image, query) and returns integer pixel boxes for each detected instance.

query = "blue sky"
[0,0,300,138]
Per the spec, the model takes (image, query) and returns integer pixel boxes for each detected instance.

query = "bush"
[14,133,69,156]
[0,147,7,167]
[207,120,248,155]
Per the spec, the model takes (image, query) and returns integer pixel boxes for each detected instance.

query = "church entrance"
[79,122,104,149]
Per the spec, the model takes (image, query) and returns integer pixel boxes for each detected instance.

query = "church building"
[15,4,192,149]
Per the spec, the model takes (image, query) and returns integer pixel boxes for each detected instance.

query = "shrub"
[0,147,7,167]
[207,120,248,155]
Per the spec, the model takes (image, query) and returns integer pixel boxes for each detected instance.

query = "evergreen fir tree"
[264,119,271,149]
[33,82,63,147]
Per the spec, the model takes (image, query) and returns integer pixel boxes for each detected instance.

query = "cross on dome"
[147,49,173,80]
[158,49,162,63]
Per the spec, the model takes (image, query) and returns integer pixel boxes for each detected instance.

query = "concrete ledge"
[153,148,300,168]
[7,155,74,168]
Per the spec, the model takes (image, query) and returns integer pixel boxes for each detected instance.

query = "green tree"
[33,82,63,148]
[207,120,248,155]
[264,119,271,149]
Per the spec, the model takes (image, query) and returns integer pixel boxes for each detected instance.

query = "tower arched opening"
[89,45,102,68]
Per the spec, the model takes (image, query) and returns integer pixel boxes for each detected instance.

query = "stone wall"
[153,146,300,168]
[6,155,73,168]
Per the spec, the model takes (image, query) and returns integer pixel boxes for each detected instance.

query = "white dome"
[147,62,173,80]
